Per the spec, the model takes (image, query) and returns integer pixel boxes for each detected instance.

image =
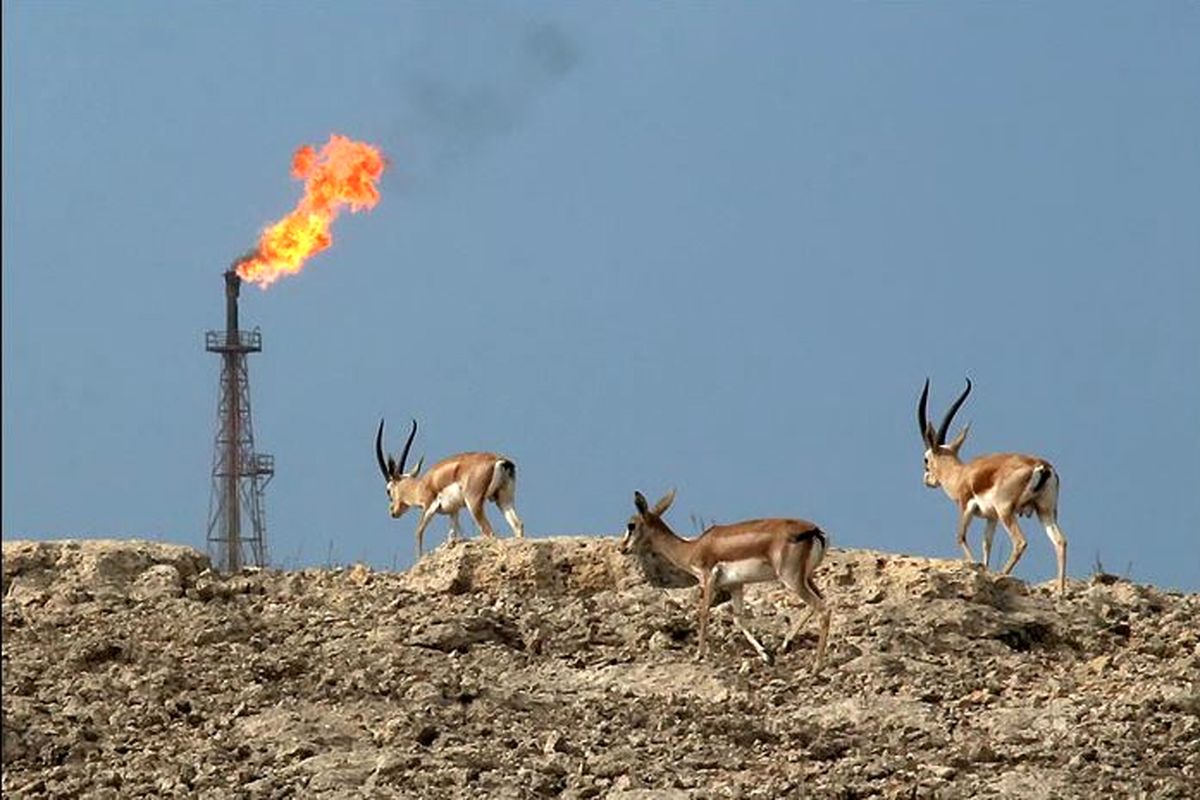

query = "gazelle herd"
[377,378,1069,666]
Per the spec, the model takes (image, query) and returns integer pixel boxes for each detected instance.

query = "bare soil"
[3,537,1197,798]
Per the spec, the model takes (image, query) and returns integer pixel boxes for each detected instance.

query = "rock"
[130,564,184,602]
[3,537,1198,799]
[606,790,690,800]
[406,612,521,652]
[398,536,635,596]
[3,539,207,607]
[347,563,372,586]
[367,752,412,786]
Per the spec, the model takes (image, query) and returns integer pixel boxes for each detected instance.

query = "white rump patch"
[807,535,827,573]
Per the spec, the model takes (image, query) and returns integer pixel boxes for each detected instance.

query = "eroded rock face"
[3,537,1198,799]
[395,535,697,596]
[3,539,210,608]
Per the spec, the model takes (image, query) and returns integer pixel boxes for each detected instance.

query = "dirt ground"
[3,536,1197,798]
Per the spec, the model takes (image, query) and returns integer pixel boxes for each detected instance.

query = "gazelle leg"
[446,510,462,545]
[1038,510,1068,594]
[781,573,830,669]
[981,518,998,569]
[466,496,496,538]
[413,504,440,558]
[728,586,771,664]
[497,494,525,538]
[998,513,1028,577]
[781,607,813,653]
[956,511,976,563]
[696,568,717,661]
[811,577,832,669]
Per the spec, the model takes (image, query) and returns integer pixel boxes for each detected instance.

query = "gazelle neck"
[934,453,973,506]
[395,475,429,506]
[644,522,698,573]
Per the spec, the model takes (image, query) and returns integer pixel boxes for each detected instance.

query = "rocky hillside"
[2,537,1197,799]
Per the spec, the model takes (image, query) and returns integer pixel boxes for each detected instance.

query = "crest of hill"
[396,534,698,595]
[3,536,1198,798]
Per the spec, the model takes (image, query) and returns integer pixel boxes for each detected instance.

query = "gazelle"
[918,378,1068,594]
[621,490,831,668]
[375,419,524,558]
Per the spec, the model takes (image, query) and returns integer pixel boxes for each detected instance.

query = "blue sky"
[4,3,1197,590]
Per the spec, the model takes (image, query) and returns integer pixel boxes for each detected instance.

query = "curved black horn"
[917,378,932,445]
[936,378,972,445]
[375,419,392,480]
[397,419,418,475]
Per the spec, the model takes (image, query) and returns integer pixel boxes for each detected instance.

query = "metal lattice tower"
[205,268,274,572]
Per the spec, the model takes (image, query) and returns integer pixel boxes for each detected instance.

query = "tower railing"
[205,329,262,353]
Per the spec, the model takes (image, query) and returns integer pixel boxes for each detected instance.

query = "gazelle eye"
[626,523,635,532]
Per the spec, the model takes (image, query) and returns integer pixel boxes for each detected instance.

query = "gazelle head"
[621,489,677,553]
[917,378,972,488]
[375,418,425,518]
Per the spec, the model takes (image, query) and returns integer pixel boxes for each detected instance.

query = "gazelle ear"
[946,423,971,453]
[652,488,676,516]
[634,491,649,515]
[407,456,425,477]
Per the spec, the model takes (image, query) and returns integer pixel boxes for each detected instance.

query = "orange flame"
[237,135,386,288]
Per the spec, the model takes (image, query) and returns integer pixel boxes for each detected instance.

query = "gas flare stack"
[205,266,274,572]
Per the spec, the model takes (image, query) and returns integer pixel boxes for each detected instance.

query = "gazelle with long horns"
[917,378,1068,593]
[621,490,831,668]
[375,419,524,558]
